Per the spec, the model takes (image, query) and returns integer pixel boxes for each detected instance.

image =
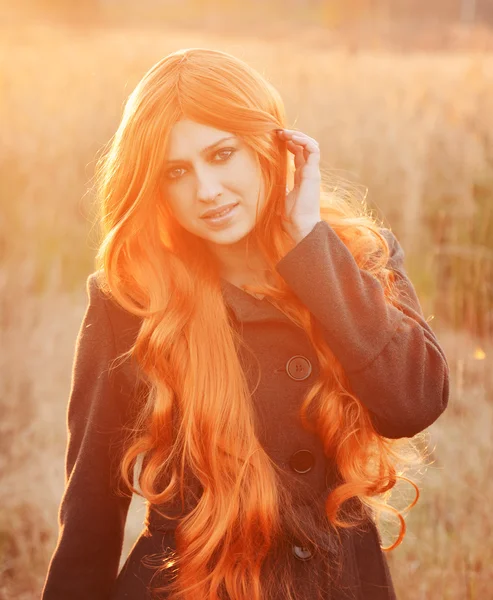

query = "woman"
[41,48,449,600]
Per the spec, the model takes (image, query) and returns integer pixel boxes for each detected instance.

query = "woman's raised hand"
[276,128,322,243]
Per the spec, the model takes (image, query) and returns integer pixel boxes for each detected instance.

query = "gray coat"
[41,220,449,600]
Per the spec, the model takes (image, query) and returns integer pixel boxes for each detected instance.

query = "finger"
[286,140,305,168]
[282,131,321,184]
[286,140,305,188]
[290,134,319,151]
[278,129,319,158]
[290,135,320,172]
[281,130,320,149]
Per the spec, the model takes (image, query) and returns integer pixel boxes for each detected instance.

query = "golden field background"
[1,12,492,600]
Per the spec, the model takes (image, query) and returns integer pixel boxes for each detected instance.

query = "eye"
[165,147,237,181]
[165,167,186,181]
[214,147,236,162]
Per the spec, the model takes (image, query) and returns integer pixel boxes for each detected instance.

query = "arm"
[42,273,141,599]
[275,220,450,439]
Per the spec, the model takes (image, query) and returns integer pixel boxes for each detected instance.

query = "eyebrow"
[165,136,237,165]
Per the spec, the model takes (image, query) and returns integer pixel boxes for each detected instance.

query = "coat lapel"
[219,278,295,326]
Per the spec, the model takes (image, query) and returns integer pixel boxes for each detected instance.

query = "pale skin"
[162,119,322,290]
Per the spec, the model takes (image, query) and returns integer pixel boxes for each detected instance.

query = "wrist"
[291,221,321,244]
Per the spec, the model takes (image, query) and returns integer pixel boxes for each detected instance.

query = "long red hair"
[94,48,424,600]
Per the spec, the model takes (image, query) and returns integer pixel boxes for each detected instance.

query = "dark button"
[289,449,315,474]
[292,544,313,561]
[286,355,312,381]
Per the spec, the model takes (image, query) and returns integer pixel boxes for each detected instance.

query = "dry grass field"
[1,18,492,600]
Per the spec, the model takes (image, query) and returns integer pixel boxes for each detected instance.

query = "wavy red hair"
[93,48,425,600]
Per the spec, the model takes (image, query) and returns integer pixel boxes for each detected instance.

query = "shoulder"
[86,270,143,329]
[84,270,144,372]
[378,227,405,270]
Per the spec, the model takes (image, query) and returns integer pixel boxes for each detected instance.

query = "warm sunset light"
[2,2,492,599]
[474,347,486,360]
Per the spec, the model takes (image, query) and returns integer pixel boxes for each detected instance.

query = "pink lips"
[201,202,239,228]
[201,202,238,219]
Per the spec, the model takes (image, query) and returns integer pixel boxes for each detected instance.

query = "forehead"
[166,119,237,161]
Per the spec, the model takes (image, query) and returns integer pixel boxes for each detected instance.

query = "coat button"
[292,544,314,561]
[285,355,312,381]
[289,449,315,474]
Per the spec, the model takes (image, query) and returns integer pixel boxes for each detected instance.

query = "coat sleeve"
[275,220,450,439]
[41,273,140,599]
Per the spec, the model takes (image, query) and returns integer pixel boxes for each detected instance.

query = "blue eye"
[165,147,237,181]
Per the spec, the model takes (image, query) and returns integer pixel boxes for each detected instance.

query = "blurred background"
[1,1,492,598]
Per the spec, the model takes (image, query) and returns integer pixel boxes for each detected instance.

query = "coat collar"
[219,278,296,327]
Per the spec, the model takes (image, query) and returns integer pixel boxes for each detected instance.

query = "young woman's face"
[162,119,266,246]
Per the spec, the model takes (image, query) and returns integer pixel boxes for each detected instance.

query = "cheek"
[166,187,190,219]
[248,176,265,212]
[236,165,263,202]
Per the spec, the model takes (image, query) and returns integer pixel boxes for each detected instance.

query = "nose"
[195,165,223,203]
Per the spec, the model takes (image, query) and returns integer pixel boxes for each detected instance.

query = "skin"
[163,118,270,288]
[162,118,322,288]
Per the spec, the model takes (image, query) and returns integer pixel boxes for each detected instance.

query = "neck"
[208,233,271,288]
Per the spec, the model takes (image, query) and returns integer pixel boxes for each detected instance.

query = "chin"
[202,222,254,245]
[210,230,250,246]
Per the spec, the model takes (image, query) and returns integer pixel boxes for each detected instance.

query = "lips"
[201,202,238,219]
